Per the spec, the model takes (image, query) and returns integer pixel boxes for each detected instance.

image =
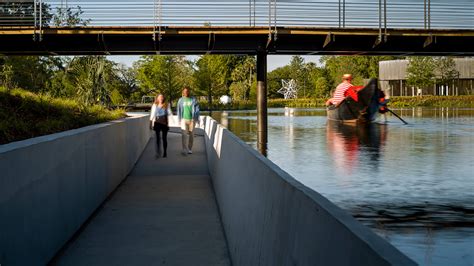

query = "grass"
[200,95,474,110]
[0,87,126,145]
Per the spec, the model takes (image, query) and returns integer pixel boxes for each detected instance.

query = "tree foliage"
[230,56,255,100]
[406,57,437,90]
[436,57,459,87]
[1,52,465,112]
[321,55,398,86]
[67,56,114,106]
[135,55,192,106]
[0,2,52,26]
[193,55,228,105]
[52,6,90,26]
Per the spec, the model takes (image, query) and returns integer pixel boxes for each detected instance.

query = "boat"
[326,78,385,123]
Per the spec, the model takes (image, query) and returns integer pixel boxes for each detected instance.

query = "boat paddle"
[387,108,408,125]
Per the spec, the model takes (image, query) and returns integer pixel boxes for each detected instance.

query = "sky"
[108,55,322,72]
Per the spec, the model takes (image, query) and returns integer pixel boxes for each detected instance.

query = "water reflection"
[326,122,387,176]
[208,107,474,266]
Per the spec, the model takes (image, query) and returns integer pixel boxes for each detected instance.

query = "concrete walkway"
[52,130,231,266]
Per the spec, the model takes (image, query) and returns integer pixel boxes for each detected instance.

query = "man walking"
[177,87,200,155]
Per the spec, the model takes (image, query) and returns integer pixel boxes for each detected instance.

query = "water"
[209,107,474,266]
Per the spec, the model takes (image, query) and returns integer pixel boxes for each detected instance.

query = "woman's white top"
[149,103,173,123]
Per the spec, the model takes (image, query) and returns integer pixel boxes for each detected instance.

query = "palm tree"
[68,56,111,106]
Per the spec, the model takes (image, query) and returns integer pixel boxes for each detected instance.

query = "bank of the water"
[200,95,474,110]
[0,87,126,144]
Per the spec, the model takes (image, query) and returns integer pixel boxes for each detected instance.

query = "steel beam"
[1,26,473,55]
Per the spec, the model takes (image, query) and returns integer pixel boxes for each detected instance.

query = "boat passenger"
[326,74,354,106]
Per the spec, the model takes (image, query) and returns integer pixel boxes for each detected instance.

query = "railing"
[1,0,472,40]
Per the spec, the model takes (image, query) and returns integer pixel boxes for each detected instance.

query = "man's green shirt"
[182,97,193,120]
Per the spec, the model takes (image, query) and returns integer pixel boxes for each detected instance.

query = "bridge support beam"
[257,52,268,156]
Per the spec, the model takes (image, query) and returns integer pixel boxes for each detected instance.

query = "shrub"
[0,87,126,144]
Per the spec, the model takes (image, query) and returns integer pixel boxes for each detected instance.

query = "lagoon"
[209,107,474,266]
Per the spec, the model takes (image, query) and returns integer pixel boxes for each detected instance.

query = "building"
[379,58,474,96]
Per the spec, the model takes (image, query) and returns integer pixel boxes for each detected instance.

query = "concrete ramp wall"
[203,116,416,266]
[0,114,151,266]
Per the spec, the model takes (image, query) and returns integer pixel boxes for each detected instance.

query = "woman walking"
[150,94,172,158]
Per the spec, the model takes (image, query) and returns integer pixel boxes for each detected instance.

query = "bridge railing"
[0,0,472,29]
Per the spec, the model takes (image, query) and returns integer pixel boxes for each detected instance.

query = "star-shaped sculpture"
[277,79,298,99]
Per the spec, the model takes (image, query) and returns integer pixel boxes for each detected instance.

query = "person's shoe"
[155,154,160,159]
[163,152,167,158]
[187,150,193,154]
[182,149,187,155]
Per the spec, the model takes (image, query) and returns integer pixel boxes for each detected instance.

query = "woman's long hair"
[154,94,168,109]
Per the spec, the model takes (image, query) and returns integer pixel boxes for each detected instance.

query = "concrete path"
[52,130,231,266]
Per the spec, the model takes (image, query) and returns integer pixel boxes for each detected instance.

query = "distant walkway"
[52,130,231,266]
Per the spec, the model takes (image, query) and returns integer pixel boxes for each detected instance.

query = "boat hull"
[327,79,382,123]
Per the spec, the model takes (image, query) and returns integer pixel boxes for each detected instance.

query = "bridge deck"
[51,130,231,266]
[1,26,473,55]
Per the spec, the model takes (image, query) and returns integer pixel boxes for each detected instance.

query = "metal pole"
[384,0,387,40]
[338,0,341,27]
[378,0,382,41]
[39,0,42,41]
[428,0,431,30]
[273,0,277,37]
[153,0,157,40]
[249,0,251,26]
[424,0,427,29]
[268,0,271,37]
[159,0,162,40]
[342,0,345,27]
[33,0,37,40]
[257,52,268,156]
[254,0,256,26]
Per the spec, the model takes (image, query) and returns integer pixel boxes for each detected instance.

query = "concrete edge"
[203,116,416,266]
[0,114,148,153]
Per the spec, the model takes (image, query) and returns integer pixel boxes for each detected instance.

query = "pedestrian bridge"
[0,114,416,265]
[0,0,473,55]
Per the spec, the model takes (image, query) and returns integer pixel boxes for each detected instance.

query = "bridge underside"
[0,26,473,56]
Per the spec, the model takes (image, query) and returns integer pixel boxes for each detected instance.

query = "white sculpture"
[219,95,231,105]
[277,79,298,99]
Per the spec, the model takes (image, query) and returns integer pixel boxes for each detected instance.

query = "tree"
[406,57,436,92]
[0,2,52,26]
[230,56,255,100]
[193,55,229,105]
[67,56,114,106]
[0,64,14,90]
[436,57,459,89]
[0,2,89,27]
[113,65,139,102]
[135,55,192,107]
[321,55,397,87]
[288,56,311,98]
[268,65,292,98]
[309,66,333,98]
[52,6,90,26]
[0,56,61,93]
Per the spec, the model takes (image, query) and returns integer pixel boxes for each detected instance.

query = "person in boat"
[326,74,355,106]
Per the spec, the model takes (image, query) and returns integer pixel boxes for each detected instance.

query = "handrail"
[0,0,472,42]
